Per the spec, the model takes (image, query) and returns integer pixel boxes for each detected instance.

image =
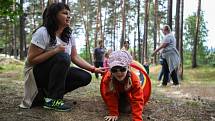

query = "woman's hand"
[93,67,108,74]
[104,115,118,121]
[54,44,66,53]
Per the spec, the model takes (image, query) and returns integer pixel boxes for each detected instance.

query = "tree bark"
[192,0,201,68]
[167,0,173,29]
[19,0,25,60]
[113,1,116,51]
[153,0,158,64]
[120,0,126,48]
[179,0,184,80]
[175,0,180,50]
[142,0,150,64]
[80,0,92,63]
[137,0,141,62]
[94,7,99,48]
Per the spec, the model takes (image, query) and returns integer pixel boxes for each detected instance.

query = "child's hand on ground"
[104,115,118,121]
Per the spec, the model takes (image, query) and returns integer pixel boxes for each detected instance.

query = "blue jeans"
[157,64,169,82]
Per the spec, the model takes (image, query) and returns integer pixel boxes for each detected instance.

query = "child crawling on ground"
[101,50,144,121]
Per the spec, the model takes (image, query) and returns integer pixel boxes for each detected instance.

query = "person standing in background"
[93,41,105,79]
[152,25,180,87]
[121,40,134,59]
[143,58,150,75]
[103,50,111,72]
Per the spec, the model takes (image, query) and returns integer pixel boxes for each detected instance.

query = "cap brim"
[109,61,127,68]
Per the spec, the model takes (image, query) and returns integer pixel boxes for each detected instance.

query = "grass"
[185,100,201,107]
[0,64,23,73]
[0,61,24,81]
[183,65,215,83]
[0,58,214,86]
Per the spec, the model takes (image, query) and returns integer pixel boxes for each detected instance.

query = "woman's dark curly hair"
[43,3,72,46]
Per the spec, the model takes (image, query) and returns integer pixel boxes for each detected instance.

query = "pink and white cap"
[108,50,132,68]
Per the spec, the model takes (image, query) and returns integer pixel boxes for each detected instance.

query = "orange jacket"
[101,71,144,121]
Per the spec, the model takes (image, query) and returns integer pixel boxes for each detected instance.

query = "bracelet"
[90,67,96,73]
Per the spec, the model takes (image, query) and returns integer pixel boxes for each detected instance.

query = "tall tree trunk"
[40,0,45,12]
[19,0,25,60]
[33,2,36,30]
[110,27,113,49]
[103,8,107,44]
[94,0,102,47]
[142,0,150,64]
[80,0,92,63]
[98,0,103,42]
[94,7,99,48]
[175,0,180,50]
[157,16,161,44]
[133,31,136,60]
[120,0,126,48]
[192,0,201,68]
[12,3,17,58]
[5,22,9,56]
[179,0,184,80]
[137,0,141,62]
[167,0,173,29]
[12,24,17,58]
[113,1,116,51]
[153,0,158,64]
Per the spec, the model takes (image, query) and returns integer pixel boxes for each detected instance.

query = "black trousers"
[159,60,170,83]
[118,92,131,113]
[162,59,179,85]
[33,52,92,100]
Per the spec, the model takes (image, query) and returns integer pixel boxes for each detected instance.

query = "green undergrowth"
[0,64,23,73]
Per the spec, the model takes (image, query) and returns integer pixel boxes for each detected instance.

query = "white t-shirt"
[31,26,76,55]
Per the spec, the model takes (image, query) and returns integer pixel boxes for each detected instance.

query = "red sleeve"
[100,72,119,116]
[129,72,144,121]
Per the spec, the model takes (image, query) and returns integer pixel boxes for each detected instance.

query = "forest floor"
[0,55,215,121]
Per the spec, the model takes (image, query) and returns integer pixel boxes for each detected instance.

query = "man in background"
[93,41,105,79]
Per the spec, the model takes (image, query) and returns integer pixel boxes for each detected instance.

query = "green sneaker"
[43,98,71,112]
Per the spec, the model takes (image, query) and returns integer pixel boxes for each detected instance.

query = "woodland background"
[0,0,214,72]
[0,0,215,121]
